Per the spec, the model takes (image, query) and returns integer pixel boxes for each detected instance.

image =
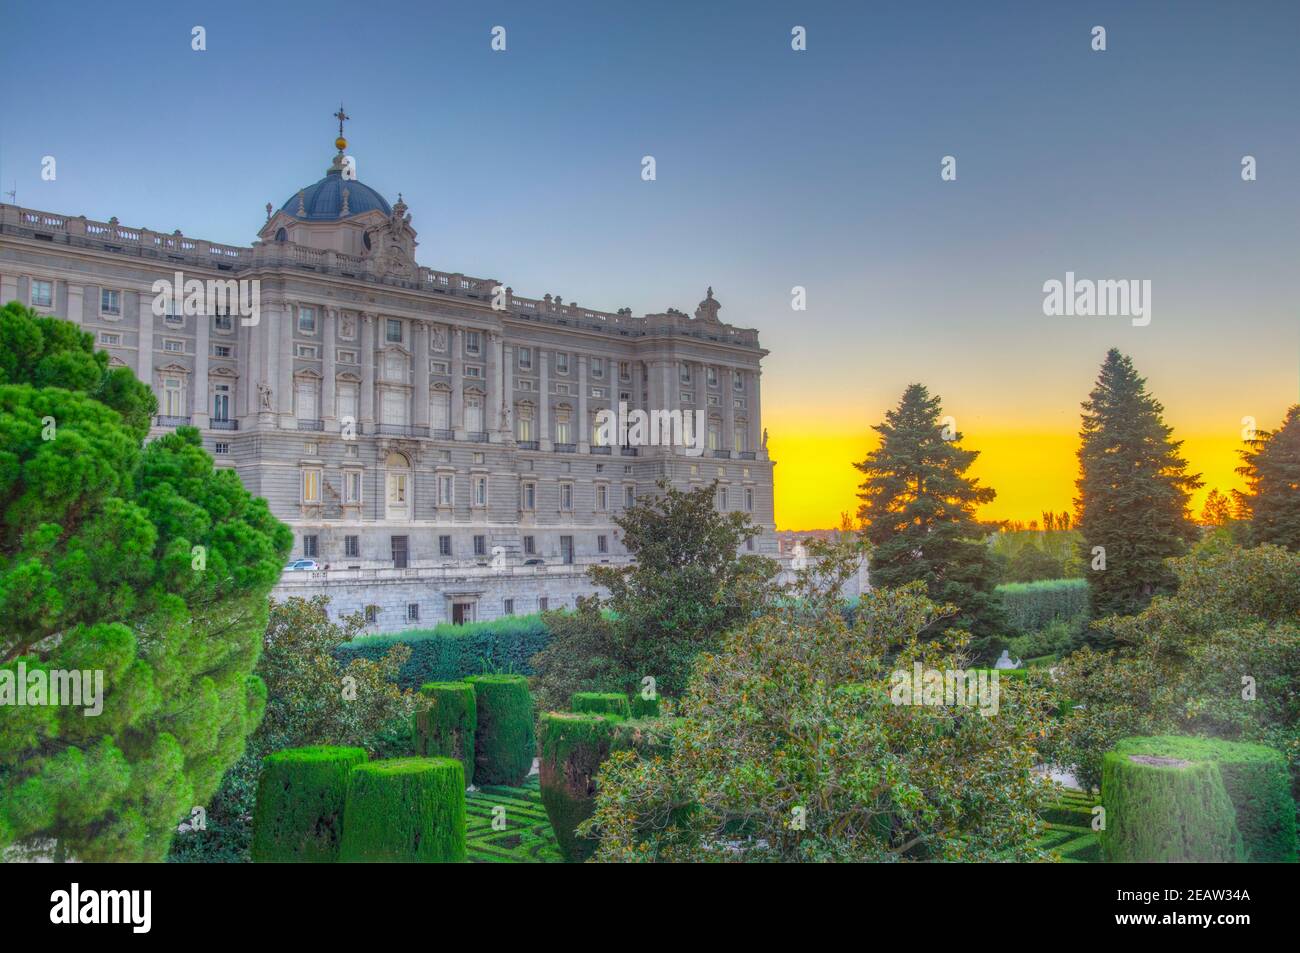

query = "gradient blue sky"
[2,0,1297,526]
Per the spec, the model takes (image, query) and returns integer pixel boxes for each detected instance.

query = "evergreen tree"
[1235,405,1300,550]
[854,383,1003,651]
[1074,349,1200,626]
[0,303,291,861]
[1200,488,1232,528]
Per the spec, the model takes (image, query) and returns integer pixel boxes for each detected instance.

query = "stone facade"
[0,134,777,631]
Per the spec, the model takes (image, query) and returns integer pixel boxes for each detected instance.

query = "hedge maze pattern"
[466,777,563,864]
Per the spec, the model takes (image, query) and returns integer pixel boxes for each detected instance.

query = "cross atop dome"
[333,104,350,153]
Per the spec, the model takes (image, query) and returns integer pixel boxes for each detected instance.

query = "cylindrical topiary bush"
[465,674,536,786]
[1100,749,1243,862]
[571,691,631,719]
[413,681,477,786]
[339,757,466,863]
[1112,735,1297,863]
[538,711,617,862]
[629,692,662,718]
[252,745,369,863]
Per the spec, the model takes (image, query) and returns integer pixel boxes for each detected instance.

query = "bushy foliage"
[855,384,1005,654]
[412,682,476,785]
[1075,349,1200,623]
[997,579,1089,635]
[465,674,535,786]
[168,597,415,862]
[530,481,779,709]
[1049,540,1300,793]
[336,615,550,690]
[581,539,1056,862]
[1100,752,1242,862]
[1007,619,1078,662]
[250,745,368,863]
[538,712,617,862]
[0,305,291,862]
[1111,736,1295,863]
[340,757,466,863]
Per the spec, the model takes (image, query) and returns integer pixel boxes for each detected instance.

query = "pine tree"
[1235,405,1300,550]
[1200,488,1232,528]
[1075,349,1200,625]
[854,383,1003,651]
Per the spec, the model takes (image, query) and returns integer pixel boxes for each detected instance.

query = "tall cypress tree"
[1075,349,1200,625]
[1235,405,1300,550]
[854,383,1003,652]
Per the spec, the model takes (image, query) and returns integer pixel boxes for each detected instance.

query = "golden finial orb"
[336,136,348,151]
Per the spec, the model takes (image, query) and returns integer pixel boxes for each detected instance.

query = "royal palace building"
[0,123,776,629]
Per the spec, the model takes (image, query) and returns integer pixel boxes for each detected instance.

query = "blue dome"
[281,168,392,221]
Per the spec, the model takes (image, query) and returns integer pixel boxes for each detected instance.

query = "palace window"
[597,534,608,554]
[337,381,358,422]
[344,535,360,558]
[30,280,53,308]
[212,383,231,422]
[521,481,537,512]
[524,535,536,555]
[100,332,121,346]
[439,535,452,557]
[624,485,635,508]
[516,403,534,442]
[555,352,570,374]
[680,364,691,384]
[707,366,718,387]
[555,407,571,445]
[473,535,486,557]
[465,331,482,356]
[619,361,631,382]
[162,376,186,417]
[438,474,454,506]
[386,318,402,343]
[473,475,488,507]
[518,346,532,370]
[344,469,362,504]
[717,486,728,510]
[591,358,604,379]
[431,389,451,431]
[560,482,573,512]
[596,484,607,510]
[745,487,754,512]
[164,338,184,353]
[301,469,322,504]
[298,306,317,333]
[100,288,121,316]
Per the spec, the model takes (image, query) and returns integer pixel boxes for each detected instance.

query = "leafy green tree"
[582,538,1056,862]
[1004,542,1065,583]
[1048,539,1300,792]
[529,480,779,709]
[0,303,291,861]
[169,596,415,862]
[854,383,1004,652]
[1074,350,1200,626]
[1236,405,1300,551]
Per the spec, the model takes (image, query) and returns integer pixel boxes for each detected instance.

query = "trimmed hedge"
[1100,750,1243,862]
[611,716,677,760]
[413,681,477,786]
[251,745,369,863]
[629,692,662,718]
[1112,736,1296,863]
[538,712,617,862]
[340,757,466,863]
[997,579,1088,634]
[465,674,536,786]
[336,615,550,690]
[571,692,631,719]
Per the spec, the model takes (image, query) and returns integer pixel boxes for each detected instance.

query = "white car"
[284,559,320,571]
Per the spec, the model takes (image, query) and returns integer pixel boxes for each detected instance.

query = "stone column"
[502,342,515,440]
[137,293,154,401]
[631,360,643,415]
[722,365,735,458]
[577,354,589,451]
[243,308,260,419]
[257,302,274,423]
[539,350,551,450]
[451,326,465,437]
[323,309,337,429]
[277,302,294,423]
[360,313,375,430]
[487,330,501,441]
[193,313,210,429]
[414,321,430,432]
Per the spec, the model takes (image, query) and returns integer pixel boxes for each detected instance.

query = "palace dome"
[280,166,392,221]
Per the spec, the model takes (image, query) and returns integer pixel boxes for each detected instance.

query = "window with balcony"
[301,469,322,504]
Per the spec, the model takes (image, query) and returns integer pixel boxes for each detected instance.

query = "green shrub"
[251,746,368,863]
[1112,736,1296,863]
[1100,750,1243,862]
[465,674,536,786]
[611,717,677,760]
[336,615,551,689]
[629,692,662,718]
[571,692,630,718]
[538,712,617,862]
[412,682,477,786]
[339,757,466,863]
[1008,619,1077,660]
[997,579,1088,635]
